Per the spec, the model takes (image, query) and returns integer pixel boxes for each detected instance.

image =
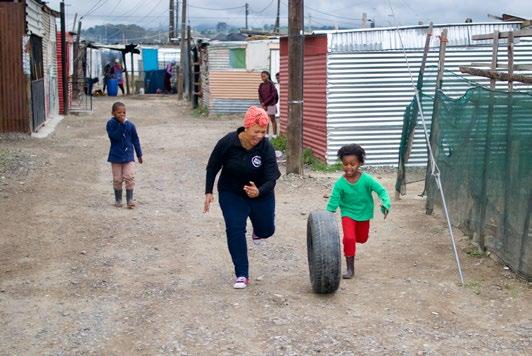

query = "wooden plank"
[508,32,514,92]
[469,63,532,71]
[490,31,499,89]
[502,30,514,255]
[472,28,532,41]
[459,66,532,84]
[425,28,448,215]
[477,32,500,251]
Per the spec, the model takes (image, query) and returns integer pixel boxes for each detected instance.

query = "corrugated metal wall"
[209,43,246,71]
[210,99,260,115]
[56,32,73,115]
[42,10,51,117]
[208,71,261,114]
[46,13,59,118]
[0,3,29,133]
[280,35,328,159]
[326,22,521,52]
[209,71,261,99]
[26,0,44,37]
[206,42,265,114]
[326,24,532,165]
[199,45,209,109]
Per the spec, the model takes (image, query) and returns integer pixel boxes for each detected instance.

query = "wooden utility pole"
[286,0,304,175]
[169,0,175,43]
[130,51,135,94]
[425,28,448,215]
[187,25,192,100]
[176,0,179,42]
[72,20,82,96]
[274,0,281,33]
[60,0,68,114]
[122,51,130,95]
[178,0,187,100]
[245,3,249,30]
[71,13,77,32]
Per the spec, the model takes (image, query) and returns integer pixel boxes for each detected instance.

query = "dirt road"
[0,96,530,355]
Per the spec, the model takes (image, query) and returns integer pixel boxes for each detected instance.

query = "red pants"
[341,217,370,257]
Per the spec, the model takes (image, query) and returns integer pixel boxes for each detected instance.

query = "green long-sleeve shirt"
[326,173,391,221]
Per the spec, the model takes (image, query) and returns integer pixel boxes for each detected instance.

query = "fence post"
[425,29,448,215]
[502,31,514,255]
[476,31,500,251]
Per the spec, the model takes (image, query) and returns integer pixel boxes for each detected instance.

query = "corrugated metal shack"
[199,39,280,115]
[280,22,532,165]
[0,0,59,133]
[56,31,73,115]
[279,35,328,160]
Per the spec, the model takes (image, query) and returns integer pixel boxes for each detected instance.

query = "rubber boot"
[126,189,135,209]
[343,256,355,279]
[114,189,123,207]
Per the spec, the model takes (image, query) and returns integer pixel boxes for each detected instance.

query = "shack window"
[229,48,246,69]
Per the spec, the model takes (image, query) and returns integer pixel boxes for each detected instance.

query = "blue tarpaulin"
[142,48,158,71]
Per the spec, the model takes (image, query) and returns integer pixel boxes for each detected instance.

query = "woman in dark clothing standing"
[204,106,281,289]
[258,71,279,137]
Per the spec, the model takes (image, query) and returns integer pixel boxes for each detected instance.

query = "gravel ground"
[0,95,530,355]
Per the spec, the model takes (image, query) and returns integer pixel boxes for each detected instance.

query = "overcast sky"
[47,0,530,31]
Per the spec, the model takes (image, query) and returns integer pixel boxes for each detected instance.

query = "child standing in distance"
[326,144,390,279]
[106,102,143,209]
[258,71,279,137]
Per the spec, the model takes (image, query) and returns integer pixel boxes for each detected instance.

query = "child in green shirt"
[327,144,390,279]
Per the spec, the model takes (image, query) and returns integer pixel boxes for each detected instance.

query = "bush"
[271,135,287,152]
[303,147,342,172]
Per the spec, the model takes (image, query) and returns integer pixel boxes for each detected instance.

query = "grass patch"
[465,280,482,295]
[303,148,343,172]
[192,105,209,117]
[465,248,484,258]
[0,148,15,174]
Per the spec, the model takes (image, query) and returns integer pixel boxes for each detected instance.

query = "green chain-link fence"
[396,72,532,280]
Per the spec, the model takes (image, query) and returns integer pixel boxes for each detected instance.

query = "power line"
[136,0,165,26]
[188,4,245,11]
[280,0,361,22]
[109,0,122,14]
[251,0,274,14]
[120,0,148,17]
[82,0,109,19]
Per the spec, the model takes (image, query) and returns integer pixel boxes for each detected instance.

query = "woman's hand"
[243,181,260,199]
[138,156,143,164]
[204,193,214,213]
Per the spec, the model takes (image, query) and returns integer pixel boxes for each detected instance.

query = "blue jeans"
[219,190,276,278]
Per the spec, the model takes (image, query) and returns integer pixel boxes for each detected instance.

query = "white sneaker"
[233,277,249,289]
[252,232,265,247]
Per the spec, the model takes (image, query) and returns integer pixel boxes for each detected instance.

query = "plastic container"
[107,79,118,96]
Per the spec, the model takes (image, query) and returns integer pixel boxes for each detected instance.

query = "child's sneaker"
[233,277,249,289]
